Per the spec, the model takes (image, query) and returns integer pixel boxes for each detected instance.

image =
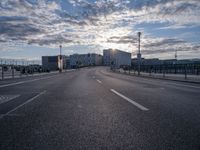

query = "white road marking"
[0,76,55,88]
[0,95,20,105]
[96,79,102,84]
[110,89,149,111]
[0,91,46,119]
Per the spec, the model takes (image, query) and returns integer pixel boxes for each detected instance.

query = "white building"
[103,49,131,68]
[70,53,103,68]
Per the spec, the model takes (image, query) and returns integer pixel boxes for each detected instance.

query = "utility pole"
[174,48,178,74]
[175,49,177,60]
[137,32,142,75]
[59,45,62,73]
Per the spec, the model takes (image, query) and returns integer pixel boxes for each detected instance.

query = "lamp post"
[59,45,62,73]
[175,49,177,60]
[174,48,178,74]
[137,32,142,75]
[111,49,116,71]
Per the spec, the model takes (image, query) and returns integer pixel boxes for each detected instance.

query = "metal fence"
[0,58,44,80]
[0,65,50,80]
[133,64,200,78]
[112,63,200,81]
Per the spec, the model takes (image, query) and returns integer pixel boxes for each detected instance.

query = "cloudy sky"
[0,0,200,60]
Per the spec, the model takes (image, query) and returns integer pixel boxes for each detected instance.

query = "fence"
[0,65,49,80]
[112,63,200,82]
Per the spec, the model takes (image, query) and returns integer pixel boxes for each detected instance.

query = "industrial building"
[103,49,131,68]
[70,53,103,68]
[42,55,70,71]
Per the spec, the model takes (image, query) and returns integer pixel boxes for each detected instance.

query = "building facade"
[42,56,59,71]
[103,49,131,68]
[42,55,70,71]
[70,53,103,68]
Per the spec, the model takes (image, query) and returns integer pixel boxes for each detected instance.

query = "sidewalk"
[115,69,200,84]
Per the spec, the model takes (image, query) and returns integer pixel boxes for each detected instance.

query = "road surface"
[0,67,200,150]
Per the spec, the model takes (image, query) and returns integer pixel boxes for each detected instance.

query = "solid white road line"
[110,89,149,111]
[0,90,46,119]
[96,79,102,84]
[0,76,55,88]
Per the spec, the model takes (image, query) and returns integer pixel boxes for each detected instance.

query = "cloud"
[139,37,200,57]
[0,0,200,59]
[107,35,138,44]
[143,38,185,48]
[130,0,200,27]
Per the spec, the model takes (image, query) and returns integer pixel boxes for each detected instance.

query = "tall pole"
[175,49,177,60]
[138,32,141,54]
[174,48,178,74]
[137,32,141,75]
[59,45,62,73]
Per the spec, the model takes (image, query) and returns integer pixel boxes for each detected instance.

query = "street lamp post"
[59,45,62,73]
[137,32,142,75]
[174,48,178,74]
[111,49,116,71]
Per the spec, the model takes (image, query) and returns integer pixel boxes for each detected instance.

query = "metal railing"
[112,64,200,82]
[0,65,48,80]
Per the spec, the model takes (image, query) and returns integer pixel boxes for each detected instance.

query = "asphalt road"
[0,67,200,150]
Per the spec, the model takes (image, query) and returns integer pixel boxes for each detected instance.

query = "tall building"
[103,49,131,68]
[70,53,103,68]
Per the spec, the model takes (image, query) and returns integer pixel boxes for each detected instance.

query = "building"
[65,56,70,69]
[103,49,131,68]
[70,53,103,68]
[42,55,70,71]
[62,55,70,69]
[42,56,58,71]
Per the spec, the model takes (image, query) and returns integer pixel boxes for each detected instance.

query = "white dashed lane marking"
[96,79,102,84]
[110,89,149,111]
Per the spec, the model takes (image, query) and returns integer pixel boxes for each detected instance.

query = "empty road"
[0,67,200,150]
